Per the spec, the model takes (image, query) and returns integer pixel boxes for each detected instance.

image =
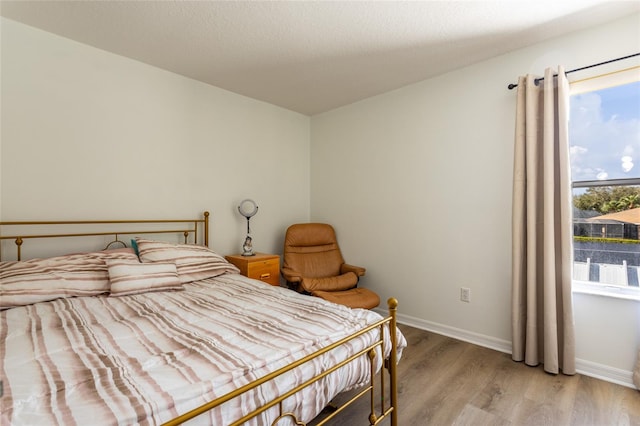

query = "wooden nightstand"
[225,253,281,286]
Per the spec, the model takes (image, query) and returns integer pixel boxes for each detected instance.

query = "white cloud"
[569,82,640,181]
[570,145,588,155]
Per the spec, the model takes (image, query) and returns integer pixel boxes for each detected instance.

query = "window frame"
[569,74,640,301]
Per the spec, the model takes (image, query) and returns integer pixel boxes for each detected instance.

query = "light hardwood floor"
[315,323,640,425]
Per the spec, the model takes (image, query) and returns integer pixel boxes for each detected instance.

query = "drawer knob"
[260,273,271,279]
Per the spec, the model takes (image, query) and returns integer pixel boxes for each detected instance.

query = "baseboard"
[378,309,636,389]
[575,358,635,389]
[375,309,512,354]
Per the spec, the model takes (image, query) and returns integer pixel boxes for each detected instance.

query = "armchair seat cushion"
[301,272,358,293]
[312,287,380,310]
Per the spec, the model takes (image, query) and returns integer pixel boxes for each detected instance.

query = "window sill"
[572,280,640,302]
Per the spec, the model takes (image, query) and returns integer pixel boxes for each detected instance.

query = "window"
[569,72,640,299]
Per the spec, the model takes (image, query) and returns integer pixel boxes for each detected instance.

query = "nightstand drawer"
[225,253,281,286]
[247,258,280,286]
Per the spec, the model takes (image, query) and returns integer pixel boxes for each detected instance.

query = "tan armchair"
[281,223,380,309]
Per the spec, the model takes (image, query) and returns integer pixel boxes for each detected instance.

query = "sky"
[569,80,640,182]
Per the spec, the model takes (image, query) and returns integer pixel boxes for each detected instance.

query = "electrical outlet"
[460,287,471,303]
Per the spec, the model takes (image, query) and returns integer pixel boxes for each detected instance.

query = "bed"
[0,212,406,425]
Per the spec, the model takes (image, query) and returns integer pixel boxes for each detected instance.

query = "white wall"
[311,13,640,385]
[1,18,311,257]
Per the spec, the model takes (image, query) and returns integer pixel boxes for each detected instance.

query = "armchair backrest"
[283,223,345,278]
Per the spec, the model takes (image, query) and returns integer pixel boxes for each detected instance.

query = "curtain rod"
[507,52,640,90]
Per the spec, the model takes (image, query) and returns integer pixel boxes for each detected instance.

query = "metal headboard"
[0,211,209,261]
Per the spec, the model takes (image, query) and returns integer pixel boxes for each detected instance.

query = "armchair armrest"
[341,263,366,277]
[281,267,302,283]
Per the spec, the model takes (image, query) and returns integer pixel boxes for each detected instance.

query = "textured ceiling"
[1,1,639,115]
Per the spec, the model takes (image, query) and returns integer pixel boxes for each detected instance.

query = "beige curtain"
[511,66,576,375]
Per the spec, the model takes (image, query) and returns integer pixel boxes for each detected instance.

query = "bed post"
[388,297,398,426]
[203,211,210,247]
[15,237,23,261]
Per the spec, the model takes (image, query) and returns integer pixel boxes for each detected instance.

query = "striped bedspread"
[0,274,406,425]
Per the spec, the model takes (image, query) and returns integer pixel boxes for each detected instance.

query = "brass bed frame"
[0,212,399,426]
[0,212,209,261]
